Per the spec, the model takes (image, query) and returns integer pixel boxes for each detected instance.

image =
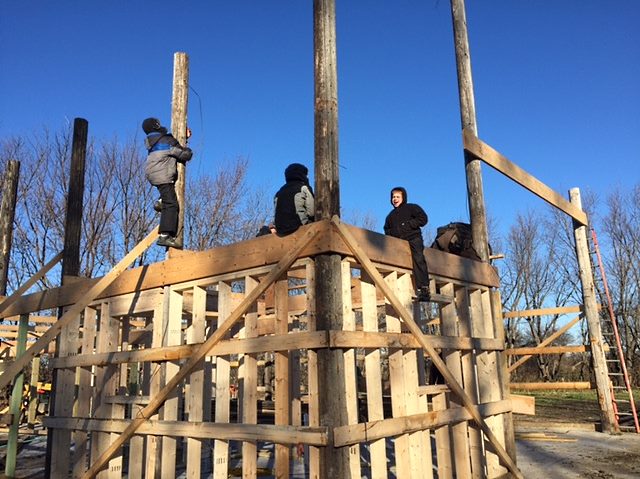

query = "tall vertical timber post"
[47,117,88,478]
[313,0,351,477]
[0,159,20,296]
[172,52,189,246]
[450,0,490,262]
[570,187,618,433]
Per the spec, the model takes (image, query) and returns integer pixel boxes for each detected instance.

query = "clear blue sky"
[1,2,638,239]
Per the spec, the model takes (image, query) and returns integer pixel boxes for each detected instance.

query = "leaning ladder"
[590,228,640,433]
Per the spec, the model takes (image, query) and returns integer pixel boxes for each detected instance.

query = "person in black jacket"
[273,163,315,236]
[383,186,431,302]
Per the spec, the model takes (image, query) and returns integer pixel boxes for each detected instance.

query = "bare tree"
[602,185,640,383]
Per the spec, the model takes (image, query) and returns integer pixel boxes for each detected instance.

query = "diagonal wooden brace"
[331,216,523,479]
[0,228,159,391]
[0,251,63,317]
[82,223,320,479]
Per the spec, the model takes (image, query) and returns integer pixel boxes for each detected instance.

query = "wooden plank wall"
[36,257,511,478]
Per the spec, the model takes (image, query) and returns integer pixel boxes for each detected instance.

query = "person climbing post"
[383,186,431,302]
[273,163,315,236]
[142,117,193,249]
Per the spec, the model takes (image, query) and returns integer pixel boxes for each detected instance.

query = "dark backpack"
[431,222,481,261]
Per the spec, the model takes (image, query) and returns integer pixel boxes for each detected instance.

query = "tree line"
[1,127,638,385]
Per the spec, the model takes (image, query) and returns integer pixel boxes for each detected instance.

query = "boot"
[157,234,183,249]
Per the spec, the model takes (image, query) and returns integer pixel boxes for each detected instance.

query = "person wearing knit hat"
[142,117,193,249]
[273,163,315,236]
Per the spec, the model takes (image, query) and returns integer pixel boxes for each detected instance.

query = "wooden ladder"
[590,228,640,433]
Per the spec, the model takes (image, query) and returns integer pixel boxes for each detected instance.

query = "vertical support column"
[440,283,470,479]
[241,277,258,477]
[213,281,232,478]
[47,117,88,478]
[145,303,165,477]
[384,271,411,478]
[341,260,361,477]
[450,0,490,261]
[171,52,189,246]
[161,288,183,477]
[456,287,484,477]
[187,285,207,479]
[0,159,20,295]
[490,289,517,466]
[305,261,321,477]
[73,307,97,478]
[5,314,28,477]
[274,277,291,477]
[27,356,40,427]
[570,187,617,433]
[314,0,349,475]
[361,271,387,478]
[62,118,89,281]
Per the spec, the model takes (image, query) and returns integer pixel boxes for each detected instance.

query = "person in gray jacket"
[142,117,193,248]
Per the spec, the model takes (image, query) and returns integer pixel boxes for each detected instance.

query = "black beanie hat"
[284,163,309,182]
[142,117,162,134]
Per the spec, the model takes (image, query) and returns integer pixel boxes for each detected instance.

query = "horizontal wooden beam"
[1,221,499,319]
[43,417,328,446]
[333,399,511,447]
[506,345,607,355]
[510,382,592,391]
[463,128,588,226]
[511,394,535,415]
[51,330,504,369]
[503,305,584,319]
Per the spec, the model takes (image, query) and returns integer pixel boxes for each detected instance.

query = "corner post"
[570,187,618,433]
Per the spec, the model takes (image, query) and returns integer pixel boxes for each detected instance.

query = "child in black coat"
[383,186,431,301]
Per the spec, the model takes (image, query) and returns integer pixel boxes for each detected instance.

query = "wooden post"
[0,159,20,295]
[450,0,490,261]
[62,118,88,280]
[5,314,28,477]
[314,0,350,476]
[46,117,88,478]
[171,52,189,246]
[570,187,618,433]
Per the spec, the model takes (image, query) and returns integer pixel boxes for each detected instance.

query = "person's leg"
[157,183,178,237]
[409,236,430,295]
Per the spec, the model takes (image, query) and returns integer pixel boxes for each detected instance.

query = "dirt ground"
[1,415,639,478]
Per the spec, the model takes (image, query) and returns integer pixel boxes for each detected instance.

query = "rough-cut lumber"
[502,305,584,318]
[463,129,588,226]
[81,225,319,479]
[0,252,62,316]
[1,221,498,319]
[333,400,512,447]
[511,395,535,415]
[0,227,158,391]
[510,382,591,391]
[508,314,583,373]
[43,417,328,445]
[331,217,523,479]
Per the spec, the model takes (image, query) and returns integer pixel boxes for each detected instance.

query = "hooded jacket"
[274,163,315,236]
[383,187,428,241]
[144,127,193,186]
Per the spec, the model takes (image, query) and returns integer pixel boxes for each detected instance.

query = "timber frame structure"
[0,218,521,478]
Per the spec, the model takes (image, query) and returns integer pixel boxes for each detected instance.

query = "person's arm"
[296,186,315,224]
[407,204,428,229]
